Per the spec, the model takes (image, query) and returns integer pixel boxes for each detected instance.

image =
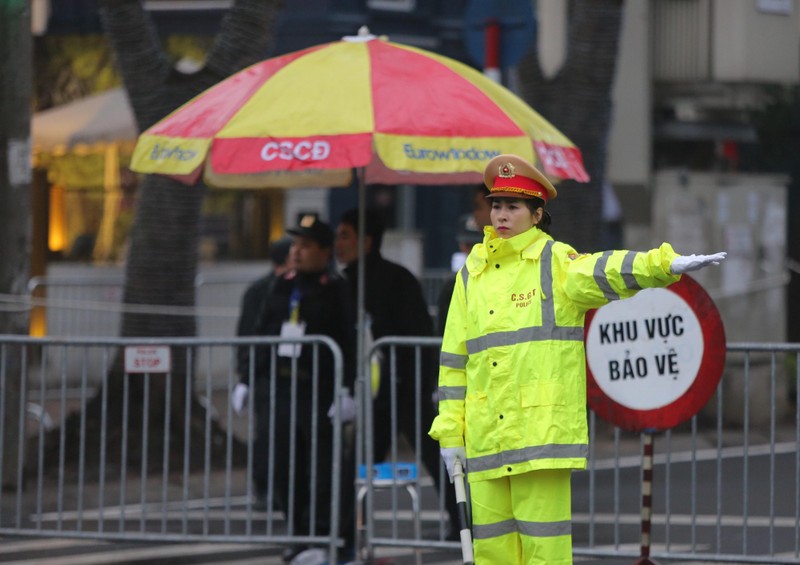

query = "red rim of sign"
[585,275,726,432]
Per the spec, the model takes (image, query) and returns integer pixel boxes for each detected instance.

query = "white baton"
[452,458,474,565]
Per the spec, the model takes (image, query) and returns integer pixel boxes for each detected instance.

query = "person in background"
[436,185,492,335]
[471,183,493,231]
[430,154,726,564]
[233,218,356,563]
[334,207,460,539]
[233,235,293,508]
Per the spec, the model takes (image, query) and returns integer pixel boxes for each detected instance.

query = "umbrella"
[130,28,588,186]
[129,27,588,561]
[128,24,590,416]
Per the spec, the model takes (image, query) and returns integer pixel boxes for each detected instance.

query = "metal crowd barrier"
[0,335,348,565]
[1,334,798,564]
[360,338,800,564]
[357,336,450,565]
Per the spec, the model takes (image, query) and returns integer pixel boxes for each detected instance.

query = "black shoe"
[282,544,309,563]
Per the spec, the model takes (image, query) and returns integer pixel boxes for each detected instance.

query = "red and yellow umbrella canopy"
[131,31,589,188]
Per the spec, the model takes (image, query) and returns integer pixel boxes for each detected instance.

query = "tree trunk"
[0,0,32,490]
[39,0,283,475]
[518,0,624,252]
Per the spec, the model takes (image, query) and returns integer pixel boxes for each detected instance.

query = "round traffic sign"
[584,275,726,432]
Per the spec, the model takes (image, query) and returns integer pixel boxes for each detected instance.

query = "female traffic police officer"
[429,154,726,564]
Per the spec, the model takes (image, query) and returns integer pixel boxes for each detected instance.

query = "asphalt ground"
[2,394,796,564]
[0,534,723,564]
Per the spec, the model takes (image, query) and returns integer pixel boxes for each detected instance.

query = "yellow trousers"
[470,469,573,564]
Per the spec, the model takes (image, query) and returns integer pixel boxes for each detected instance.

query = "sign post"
[463,0,536,84]
[634,431,657,565]
[585,275,726,563]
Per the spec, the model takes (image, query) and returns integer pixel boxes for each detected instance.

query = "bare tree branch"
[204,0,284,82]
[561,0,623,91]
[98,0,171,130]
[517,20,545,95]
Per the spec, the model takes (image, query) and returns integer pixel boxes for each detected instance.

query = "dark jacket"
[236,272,277,380]
[237,268,355,395]
[342,253,433,387]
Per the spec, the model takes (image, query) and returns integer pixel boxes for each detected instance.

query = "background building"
[591,0,793,343]
[29,0,797,345]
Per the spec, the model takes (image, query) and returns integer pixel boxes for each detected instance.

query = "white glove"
[327,388,356,423]
[670,252,727,275]
[231,383,249,415]
[440,446,467,483]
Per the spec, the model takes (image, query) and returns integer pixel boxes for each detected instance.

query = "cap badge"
[300,214,316,228]
[498,162,516,178]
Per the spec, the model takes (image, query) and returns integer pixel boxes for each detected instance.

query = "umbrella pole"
[356,166,366,384]
[356,165,367,420]
[355,166,375,561]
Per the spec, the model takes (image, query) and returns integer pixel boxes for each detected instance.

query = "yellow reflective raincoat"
[429,226,681,483]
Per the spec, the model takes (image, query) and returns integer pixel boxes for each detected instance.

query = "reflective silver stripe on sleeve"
[440,351,467,370]
[621,251,642,290]
[465,325,583,355]
[472,519,517,540]
[460,266,469,303]
[594,250,620,301]
[540,241,555,327]
[437,386,466,401]
[467,443,589,473]
[517,519,572,538]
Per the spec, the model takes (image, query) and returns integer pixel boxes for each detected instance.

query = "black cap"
[339,207,386,252]
[287,215,334,248]
[268,236,293,266]
[456,213,483,246]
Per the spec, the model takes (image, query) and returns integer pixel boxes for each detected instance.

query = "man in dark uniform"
[234,235,293,505]
[234,216,356,563]
[334,207,460,539]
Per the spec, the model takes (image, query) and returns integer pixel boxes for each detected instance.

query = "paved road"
[2,419,797,563]
[0,534,660,564]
